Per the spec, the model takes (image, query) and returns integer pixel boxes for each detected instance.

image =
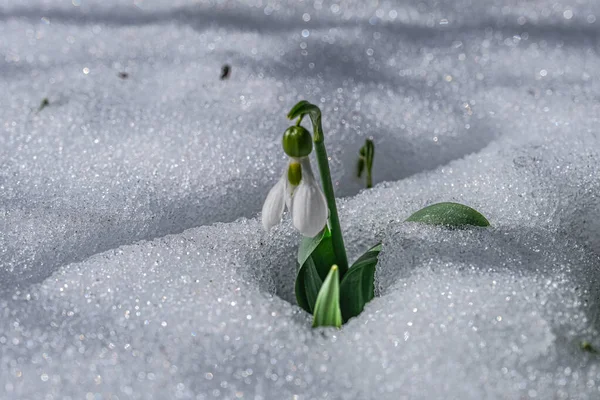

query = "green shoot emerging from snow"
[312,265,342,328]
[357,138,375,189]
[260,100,490,329]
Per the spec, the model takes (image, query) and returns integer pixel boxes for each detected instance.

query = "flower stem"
[288,102,349,276]
[314,129,349,276]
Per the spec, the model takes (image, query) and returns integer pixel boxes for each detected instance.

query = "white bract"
[261,157,327,237]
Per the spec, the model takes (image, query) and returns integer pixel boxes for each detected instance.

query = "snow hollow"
[2,0,600,399]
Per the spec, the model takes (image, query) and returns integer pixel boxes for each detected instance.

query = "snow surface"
[2,0,600,398]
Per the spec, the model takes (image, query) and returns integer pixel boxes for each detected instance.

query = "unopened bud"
[282,126,313,158]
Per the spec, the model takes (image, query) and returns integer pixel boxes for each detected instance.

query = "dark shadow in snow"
[1,5,600,47]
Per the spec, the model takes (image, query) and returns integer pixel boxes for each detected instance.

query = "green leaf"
[312,265,342,328]
[295,256,325,314]
[364,139,374,173]
[294,261,311,312]
[339,243,382,323]
[357,139,375,188]
[302,257,323,313]
[295,227,336,313]
[406,202,490,227]
[299,228,336,281]
[298,227,328,267]
[356,157,365,178]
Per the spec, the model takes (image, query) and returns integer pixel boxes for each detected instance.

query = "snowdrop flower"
[261,126,328,237]
[261,163,295,231]
[290,157,327,237]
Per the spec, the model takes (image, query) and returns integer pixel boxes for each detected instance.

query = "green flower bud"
[287,162,302,186]
[282,126,313,157]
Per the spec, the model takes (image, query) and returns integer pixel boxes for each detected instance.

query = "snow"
[2,0,600,398]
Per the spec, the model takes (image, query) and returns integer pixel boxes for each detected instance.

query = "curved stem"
[288,102,349,276]
[315,137,349,276]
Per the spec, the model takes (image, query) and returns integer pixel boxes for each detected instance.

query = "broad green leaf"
[295,256,324,313]
[312,265,342,328]
[307,234,336,282]
[298,227,329,267]
[406,202,490,227]
[295,227,336,313]
[339,243,382,323]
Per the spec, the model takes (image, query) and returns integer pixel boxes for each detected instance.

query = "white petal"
[284,157,301,213]
[291,179,328,237]
[261,175,286,230]
[299,157,316,181]
[285,178,295,212]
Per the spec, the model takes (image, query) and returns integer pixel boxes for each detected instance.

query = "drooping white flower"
[262,158,298,230]
[290,157,328,237]
[262,162,298,230]
[262,157,328,237]
[261,171,288,231]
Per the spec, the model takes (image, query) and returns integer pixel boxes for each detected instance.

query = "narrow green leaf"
[356,157,365,178]
[300,227,336,282]
[312,265,342,328]
[364,139,374,189]
[406,202,490,227]
[295,227,336,313]
[357,139,375,188]
[364,139,374,173]
[339,243,381,323]
[303,257,323,313]
[295,256,324,313]
[298,227,328,267]
[294,261,310,313]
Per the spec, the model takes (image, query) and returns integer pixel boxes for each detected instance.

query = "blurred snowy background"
[2,0,600,398]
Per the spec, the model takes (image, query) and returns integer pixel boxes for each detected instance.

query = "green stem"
[287,101,349,276]
[309,113,349,277]
[363,139,374,189]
